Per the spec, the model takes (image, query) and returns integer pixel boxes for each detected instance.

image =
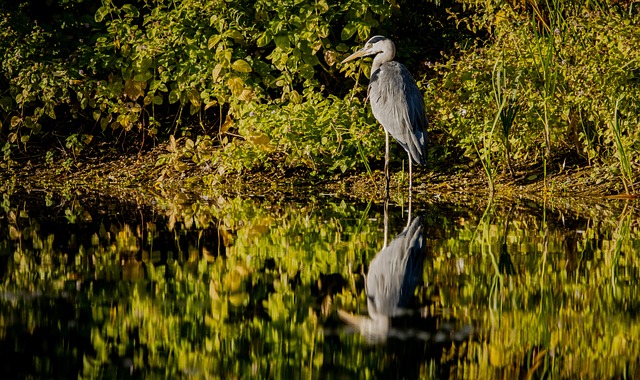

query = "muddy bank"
[1,141,635,216]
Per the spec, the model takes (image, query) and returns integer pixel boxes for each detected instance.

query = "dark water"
[1,191,639,379]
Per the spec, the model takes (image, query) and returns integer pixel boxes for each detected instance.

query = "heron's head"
[341,36,396,64]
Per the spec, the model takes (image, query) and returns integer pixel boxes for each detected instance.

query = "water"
[1,191,639,379]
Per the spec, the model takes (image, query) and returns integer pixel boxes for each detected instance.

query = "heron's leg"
[408,155,413,193]
[385,131,390,196]
[408,156,413,227]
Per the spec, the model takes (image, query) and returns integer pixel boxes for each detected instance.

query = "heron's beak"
[340,48,369,64]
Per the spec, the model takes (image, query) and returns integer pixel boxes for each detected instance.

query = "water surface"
[1,191,639,378]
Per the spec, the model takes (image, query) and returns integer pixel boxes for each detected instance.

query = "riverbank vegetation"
[1,0,639,196]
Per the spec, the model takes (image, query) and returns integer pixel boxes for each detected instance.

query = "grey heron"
[338,215,426,341]
[341,36,428,195]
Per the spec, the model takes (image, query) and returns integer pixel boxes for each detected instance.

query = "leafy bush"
[214,89,379,175]
[427,1,640,189]
[3,0,638,189]
[0,0,394,173]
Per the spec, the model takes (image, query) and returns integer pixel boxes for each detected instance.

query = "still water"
[0,191,639,379]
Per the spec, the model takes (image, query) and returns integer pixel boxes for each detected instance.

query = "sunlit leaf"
[9,226,20,240]
[10,116,21,128]
[187,88,200,107]
[256,32,271,47]
[341,22,358,40]
[212,63,224,83]
[238,89,253,101]
[124,80,146,101]
[204,100,217,110]
[94,6,108,22]
[231,59,252,73]
[168,89,180,104]
[227,77,244,96]
[207,35,221,50]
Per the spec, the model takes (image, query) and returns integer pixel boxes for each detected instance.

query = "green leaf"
[124,80,145,101]
[256,33,271,48]
[10,116,22,128]
[121,4,140,18]
[208,35,222,50]
[133,71,152,82]
[212,64,224,82]
[169,89,180,104]
[231,59,252,73]
[341,22,358,40]
[95,6,109,23]
[227,30,243,42]
[187,88,201,107]
[274,35,289,50]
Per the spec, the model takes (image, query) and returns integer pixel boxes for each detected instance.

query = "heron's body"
[366,215,425,318]
[342,36,428,193]
[369,61,428,166]
[338,216,426,341]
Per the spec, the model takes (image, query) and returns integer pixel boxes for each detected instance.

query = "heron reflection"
[339,215,426,341]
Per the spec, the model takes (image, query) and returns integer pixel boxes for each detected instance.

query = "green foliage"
[214,90,380,176]
[0,0,394,177]
[2,192,640,377]
[429,2,640,189]
[3,0,639,188]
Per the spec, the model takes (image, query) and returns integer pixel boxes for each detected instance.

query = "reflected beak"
[337,309,390,339]
[341,48,370,64]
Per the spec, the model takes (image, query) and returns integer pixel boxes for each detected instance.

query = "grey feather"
[369,61,428,165]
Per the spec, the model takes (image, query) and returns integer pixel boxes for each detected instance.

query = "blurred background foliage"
[1,192,640,377]
[0,0,639,186]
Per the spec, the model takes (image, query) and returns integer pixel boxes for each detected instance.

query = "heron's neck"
[372,47,395,73]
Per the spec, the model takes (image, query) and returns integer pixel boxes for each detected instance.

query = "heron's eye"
[366,43,373,49]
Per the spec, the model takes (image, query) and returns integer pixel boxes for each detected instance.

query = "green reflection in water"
[0,193,639,379]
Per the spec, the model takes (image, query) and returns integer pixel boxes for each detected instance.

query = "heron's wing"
[368,61,428,165]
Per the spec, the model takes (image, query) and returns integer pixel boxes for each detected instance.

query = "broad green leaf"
[341,22,358,40]
[212,64,224,82]
[124,80,145,100]
[227,30,243,42]
[227,77,244,96]
[256,33,271,47]
[208,35,222,50]
[121,4,140,18]
[274,35,289,50]
[168,89,180,104]
[133,71,152,82]
[135,57,152,71]
[231,59,252,73]
[187,88,201,107]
